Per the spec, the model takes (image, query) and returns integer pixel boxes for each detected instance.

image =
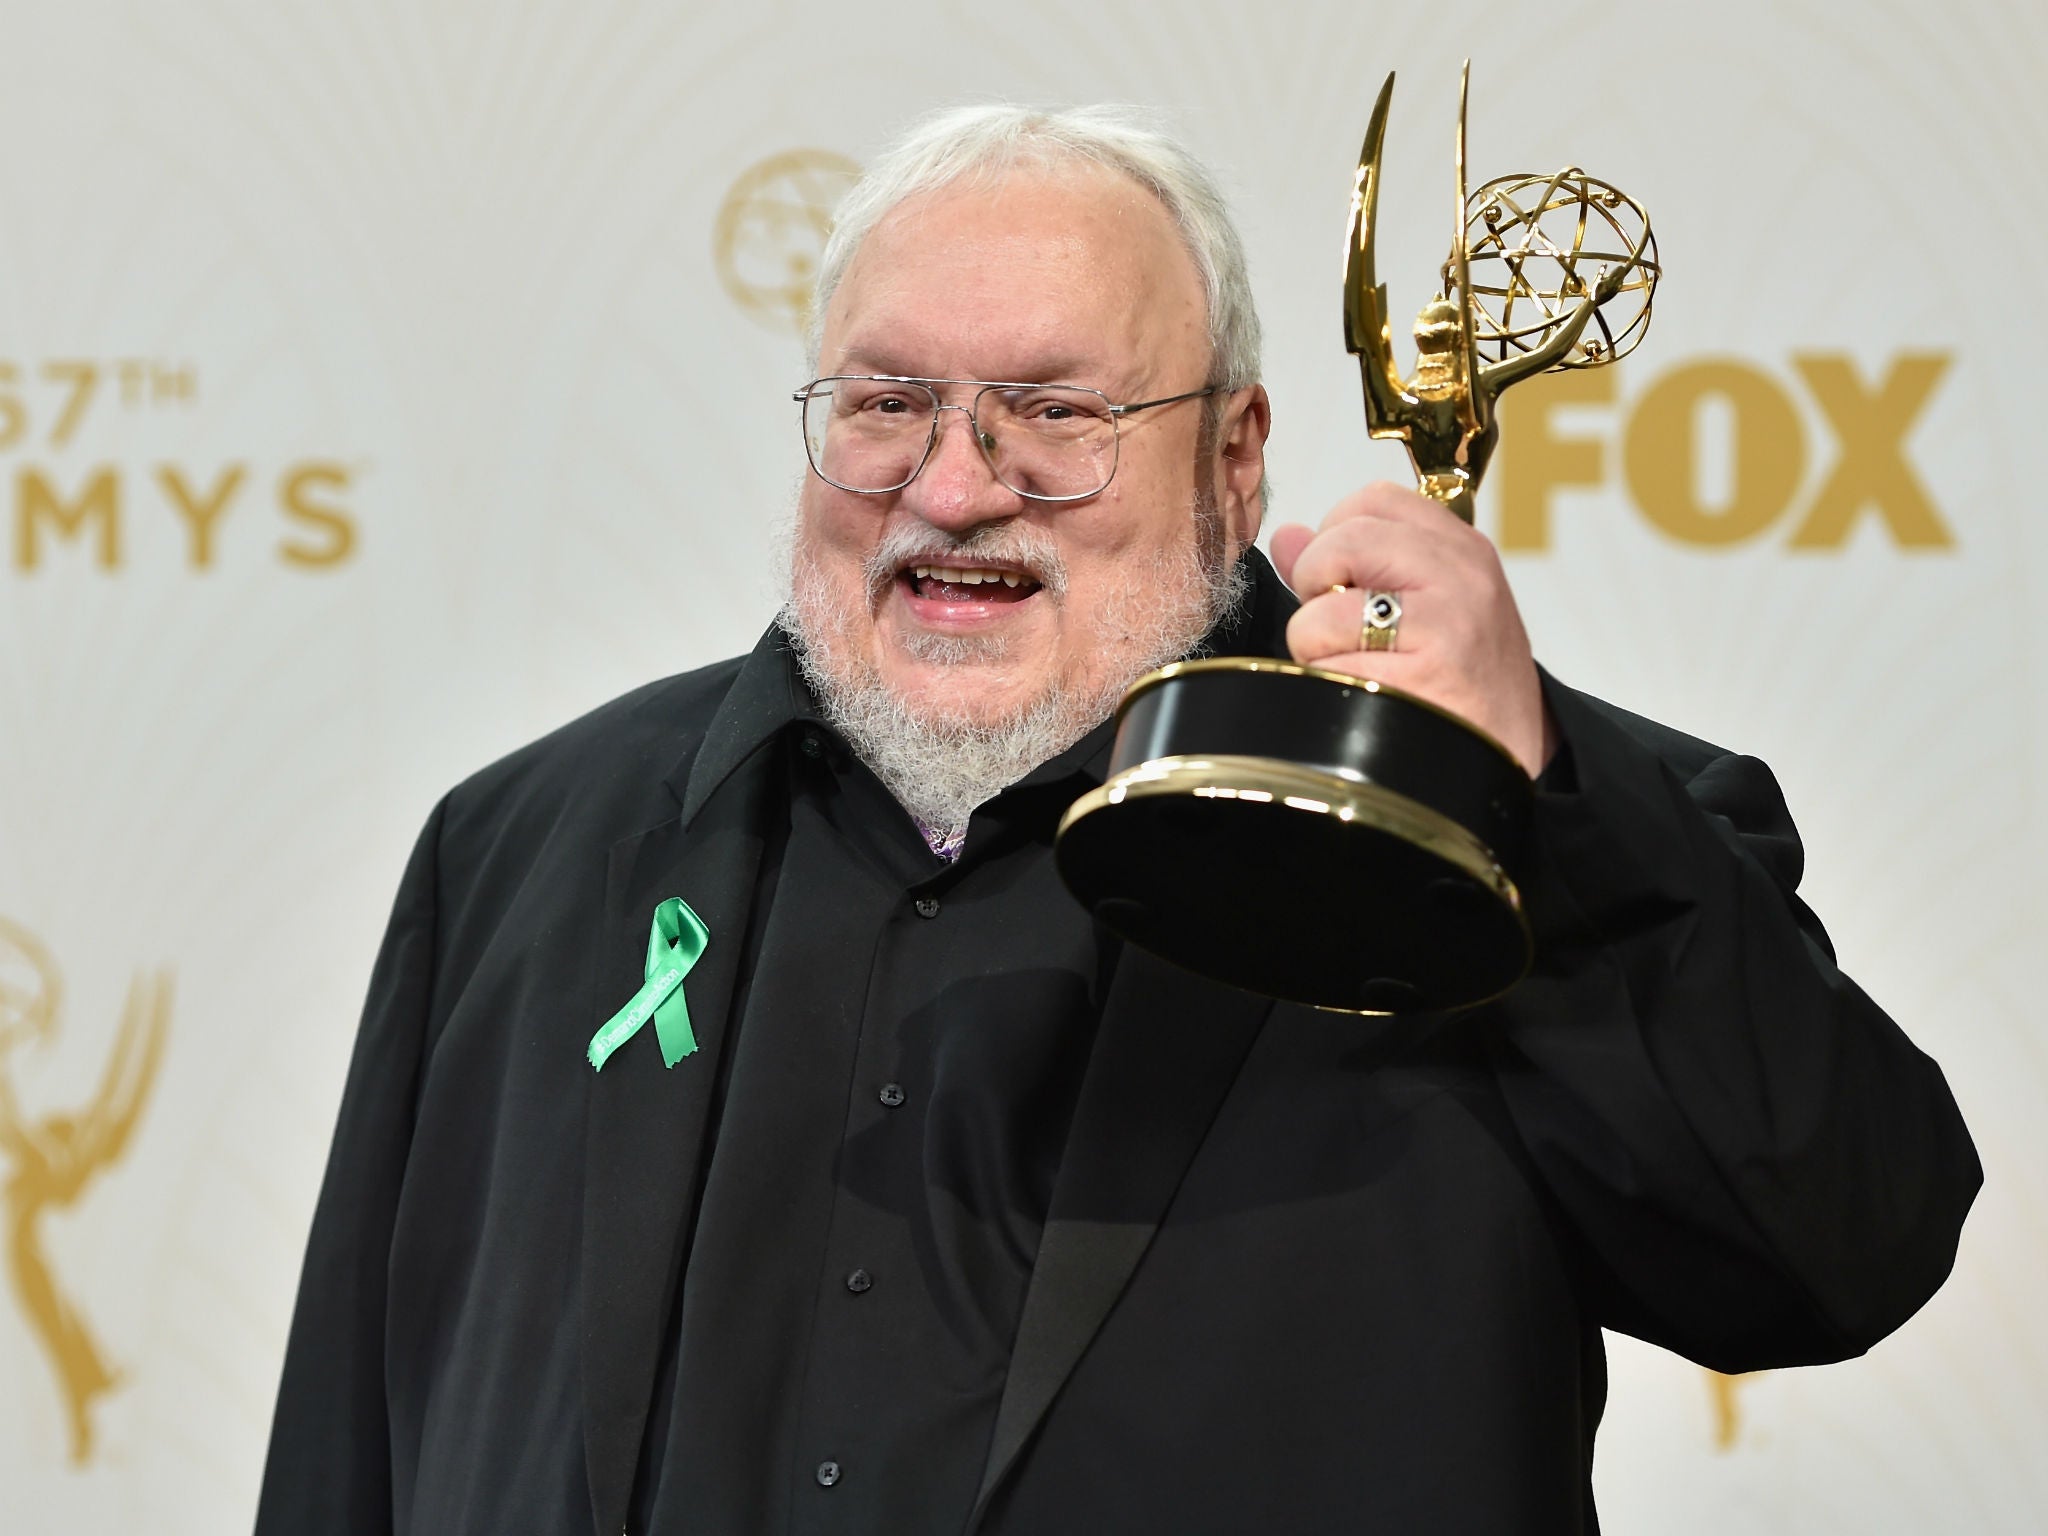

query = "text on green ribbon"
[586,897,709,1071]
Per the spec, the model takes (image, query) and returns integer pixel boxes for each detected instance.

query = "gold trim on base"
[1060,753,1524,916]
[1059,753,1530,1016]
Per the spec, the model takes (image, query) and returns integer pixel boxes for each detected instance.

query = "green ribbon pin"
[586,897,709,1071]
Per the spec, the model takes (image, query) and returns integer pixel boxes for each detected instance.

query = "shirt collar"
[674,624,813,830]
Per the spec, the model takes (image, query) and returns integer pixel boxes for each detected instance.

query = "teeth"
[910,564,1028,588]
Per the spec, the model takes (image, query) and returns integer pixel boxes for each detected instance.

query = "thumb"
[1268,523,1315,588]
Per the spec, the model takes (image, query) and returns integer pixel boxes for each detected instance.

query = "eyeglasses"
[793,375,1221,502]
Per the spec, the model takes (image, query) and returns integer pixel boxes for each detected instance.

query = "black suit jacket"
[255,591,1979,1535]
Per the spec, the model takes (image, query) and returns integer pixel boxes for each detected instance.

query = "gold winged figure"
[1344,63,1658,524]
[0,916,170,1465]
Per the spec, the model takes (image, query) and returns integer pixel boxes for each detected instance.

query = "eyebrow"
[833,349,1105,387]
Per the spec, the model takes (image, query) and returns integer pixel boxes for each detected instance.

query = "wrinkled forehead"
[816,163,1210,391]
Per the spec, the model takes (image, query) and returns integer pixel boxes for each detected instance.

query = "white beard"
[778,499,1248,848]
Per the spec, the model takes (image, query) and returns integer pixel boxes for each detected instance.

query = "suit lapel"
[579,645,794,1536]
[969,947,1273,1527]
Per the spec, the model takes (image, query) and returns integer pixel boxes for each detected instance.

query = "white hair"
[807,103,1264,390]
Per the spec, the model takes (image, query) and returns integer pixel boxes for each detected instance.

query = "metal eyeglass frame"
[792,374,1222,502]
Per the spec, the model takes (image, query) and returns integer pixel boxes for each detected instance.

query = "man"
[255,106,1978,1535]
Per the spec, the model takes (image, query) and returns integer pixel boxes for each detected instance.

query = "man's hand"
[1268,481,1555,778]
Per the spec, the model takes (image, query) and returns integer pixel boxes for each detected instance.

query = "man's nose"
[900,405,1023,530]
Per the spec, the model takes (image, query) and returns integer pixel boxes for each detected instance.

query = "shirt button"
[816,1459,841,1487]
[879,1082,906,1108]
[914,896,941,918]
[845,1267,873,1294]
[799,733,823,760]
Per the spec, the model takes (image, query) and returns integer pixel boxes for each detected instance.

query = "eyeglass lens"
[802,379,1119,499]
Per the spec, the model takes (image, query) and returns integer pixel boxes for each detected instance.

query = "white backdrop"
[1,1,2040,1529]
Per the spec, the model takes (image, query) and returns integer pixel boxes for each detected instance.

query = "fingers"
[1286,517,1451,609]
[1286,585,1410,669]
[1273,481,1550,776]
[1274,483,1482,592]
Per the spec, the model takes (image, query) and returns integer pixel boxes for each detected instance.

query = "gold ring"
[1361,589,1401,652]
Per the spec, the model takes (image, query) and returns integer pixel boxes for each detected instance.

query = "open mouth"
[899,563,1044,607]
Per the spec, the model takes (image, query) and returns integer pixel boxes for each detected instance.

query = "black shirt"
[624,665,1128,1532]
[627,577,1277,1533]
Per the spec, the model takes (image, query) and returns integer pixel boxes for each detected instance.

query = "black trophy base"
[1055,659,1534,1014]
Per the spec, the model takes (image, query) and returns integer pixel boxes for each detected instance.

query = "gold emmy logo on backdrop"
[713,150,862,335]
[0,917,169,1465]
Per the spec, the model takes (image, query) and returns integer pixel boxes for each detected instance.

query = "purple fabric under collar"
[913,817,967,862]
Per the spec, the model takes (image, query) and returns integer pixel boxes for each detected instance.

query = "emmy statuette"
[1055,64,1658,1013]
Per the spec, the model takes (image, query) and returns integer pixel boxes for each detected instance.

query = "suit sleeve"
[253,799,445,1535]
[1491,678,1980,1372]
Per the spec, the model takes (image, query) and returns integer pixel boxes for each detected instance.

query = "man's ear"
[1215,384,1272,548]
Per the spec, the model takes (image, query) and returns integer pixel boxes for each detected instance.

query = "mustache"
[862,517,1069,601]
